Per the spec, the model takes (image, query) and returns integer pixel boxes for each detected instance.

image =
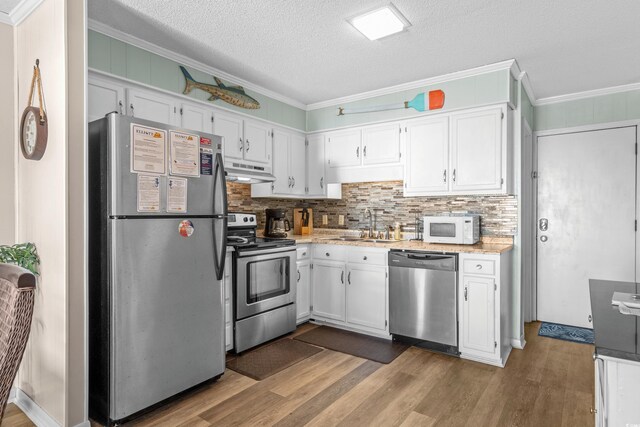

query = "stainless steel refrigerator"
[88,113,227,425]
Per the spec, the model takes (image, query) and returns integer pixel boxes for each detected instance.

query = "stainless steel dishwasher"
[388,250,458,354]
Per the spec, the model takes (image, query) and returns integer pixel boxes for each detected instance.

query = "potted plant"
[0,243,40,275]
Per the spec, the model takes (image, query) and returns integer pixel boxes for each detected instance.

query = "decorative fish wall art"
[338,90,445,116]
[180,66,260,110]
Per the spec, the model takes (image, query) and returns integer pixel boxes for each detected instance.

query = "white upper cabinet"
[289,133,306,196]
[307,133,326,196]
[326,129,362,168]
[266,128,306,196]
[271,129,291,194]
[214,112,244,162]
[450,107,505,193]
[126,88,178,125]
[362,122,401,166]
[243,119,272,165]
[88,78,124,122]
[404,116,449,196]
[180,103,213,133]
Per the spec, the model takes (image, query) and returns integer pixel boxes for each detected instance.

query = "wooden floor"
[3,322,595,426]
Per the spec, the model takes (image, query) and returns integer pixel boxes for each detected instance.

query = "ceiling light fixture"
[349,4,410,41]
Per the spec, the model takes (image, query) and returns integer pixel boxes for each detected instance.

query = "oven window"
[246,257,290,303]
[430,223,456,237]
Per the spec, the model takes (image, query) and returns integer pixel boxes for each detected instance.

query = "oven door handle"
[236,246,297,257]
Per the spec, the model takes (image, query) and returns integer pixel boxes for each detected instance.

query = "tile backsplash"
[228,181,518,236]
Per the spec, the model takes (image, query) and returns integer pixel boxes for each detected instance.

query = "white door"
[127,88,177,125]
[271,129,291,195]
[537,126,636,328]
[289,133,306,196]
[312,261,345,321]
[326,129,361,168]
[307,134,326,196]
[296,261,311,322]
[404,116,449,195]
[88,79,124,122]
[450,107,503,192]
[214,112,244,162]
[362,123,401,165]
[181,103,213,133]
[243,120,272,165]
[461,275,496,357]
[346,265,387,330]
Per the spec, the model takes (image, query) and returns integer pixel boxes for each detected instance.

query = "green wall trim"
[534,89,640,131]
[88,30,306,131]
[306,69,512,132]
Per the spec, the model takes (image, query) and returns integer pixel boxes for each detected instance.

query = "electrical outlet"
[322,215,328,225]
[338,215,345,226]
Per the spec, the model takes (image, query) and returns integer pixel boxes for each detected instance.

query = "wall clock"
[21,59,48,161]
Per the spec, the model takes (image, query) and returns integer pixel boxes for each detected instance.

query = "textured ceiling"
[88,0,640,105]
[0,0,23,14]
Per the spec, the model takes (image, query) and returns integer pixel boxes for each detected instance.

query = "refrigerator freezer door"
[110,217,224,421]
[106,114,222,217]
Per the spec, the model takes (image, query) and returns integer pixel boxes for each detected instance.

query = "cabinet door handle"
[239,138,243,151]
[464,287,468,301]
[452,169,456,182]
[363,256,367,261]
[118,101,123,115]
[246,139,250,151]
[130,103,135,117]
[356,146,360,158]
[288,177,292,187]
[297,270,301,282]
[292,177,295,187]
[443,169,447,183]
[302,252,307,256]
[476,264,482,270]
[341,271,344,284]
[348,271,351,284]
[320,177,324,189]
[363,146,367,157]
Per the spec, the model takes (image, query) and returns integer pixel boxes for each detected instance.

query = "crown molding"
[88,19,308,111]
[519,71,536,105]
[535,81,640,106]
[305,59,517,111]
[0,0,43,25]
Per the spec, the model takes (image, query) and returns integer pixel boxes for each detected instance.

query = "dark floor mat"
[294,326,409,364]
[226,339,323,380]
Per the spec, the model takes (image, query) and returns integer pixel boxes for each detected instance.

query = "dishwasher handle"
[388,250,457,271]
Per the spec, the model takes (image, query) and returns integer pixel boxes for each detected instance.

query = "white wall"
[14,0,87,425]
[0,22,15,245]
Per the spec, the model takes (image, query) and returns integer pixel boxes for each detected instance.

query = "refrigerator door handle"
[213,152,228,280]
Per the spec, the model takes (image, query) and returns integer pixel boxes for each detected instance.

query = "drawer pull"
[303,252,307,256]
[476,264,483,270]
[326,252,330,257]
[363,256,368,261]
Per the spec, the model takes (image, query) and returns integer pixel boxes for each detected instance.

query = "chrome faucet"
[364,209,373,237]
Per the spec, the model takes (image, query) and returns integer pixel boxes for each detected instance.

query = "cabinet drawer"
[347,249,388,266]
[313,244,347,261]
[463,259,495,276]
[297,246,310,260]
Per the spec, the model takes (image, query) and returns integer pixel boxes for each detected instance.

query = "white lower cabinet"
[223,249,234,351]
[296,248,311,324]
[458,252,511,367]
[595,355,640,426]
[311,245,389,337]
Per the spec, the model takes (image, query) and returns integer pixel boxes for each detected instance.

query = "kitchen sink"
[319,236,396,244]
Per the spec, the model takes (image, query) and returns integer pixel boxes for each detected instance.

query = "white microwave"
[423,214,480,245]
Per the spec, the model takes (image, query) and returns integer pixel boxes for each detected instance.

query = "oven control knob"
[250,217,254,222]
[243,217,248,222]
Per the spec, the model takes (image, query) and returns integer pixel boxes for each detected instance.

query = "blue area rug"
[538,322,594,345]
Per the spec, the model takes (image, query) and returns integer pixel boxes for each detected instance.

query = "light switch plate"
[338,215,344,226]
[322,214,328,225]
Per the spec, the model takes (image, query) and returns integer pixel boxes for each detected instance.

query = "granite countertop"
[287,232,513,254]
[590,279,640,362]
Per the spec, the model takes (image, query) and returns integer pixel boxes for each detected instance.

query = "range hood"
[225,161,276,184]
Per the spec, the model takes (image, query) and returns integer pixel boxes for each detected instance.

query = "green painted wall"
[306,69,512,132]
[521,86,534,128]
[88,30,306,131]
[534,89,640,131]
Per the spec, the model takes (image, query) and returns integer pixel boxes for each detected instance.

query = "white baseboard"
[7,386,16,403]
[73,421,91,427]
[511,334,527,350]
[11,387,60,427]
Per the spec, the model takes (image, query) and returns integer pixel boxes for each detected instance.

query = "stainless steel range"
[227,213,297,352]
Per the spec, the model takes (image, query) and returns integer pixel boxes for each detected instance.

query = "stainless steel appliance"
[264,208,291,238]
[423,214,480,245]
[388,250,459,354]
[227,213,297,352]
[88,113,227,425]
